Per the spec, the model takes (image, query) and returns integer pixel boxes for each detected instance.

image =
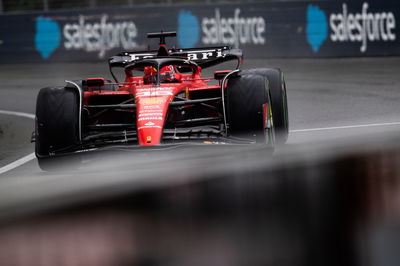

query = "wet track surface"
[1,57,400,175]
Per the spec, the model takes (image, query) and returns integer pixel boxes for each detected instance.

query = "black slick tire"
[226,73,275,148]
[35,87,80,171]
[241,68,289,144]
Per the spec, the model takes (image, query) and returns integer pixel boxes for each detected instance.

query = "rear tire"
[35,87,80,171]
[226,73,275,148]
[241,68,289,144]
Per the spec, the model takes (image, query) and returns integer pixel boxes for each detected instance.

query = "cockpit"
[143,65,180,84]
[124,58,199,86]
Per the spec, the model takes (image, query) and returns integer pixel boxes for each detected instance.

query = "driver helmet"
[159,65,176,83]
[143,65,176,84]
[143,66,157,84]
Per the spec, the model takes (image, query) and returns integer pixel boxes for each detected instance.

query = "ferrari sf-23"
[33,31,289,170]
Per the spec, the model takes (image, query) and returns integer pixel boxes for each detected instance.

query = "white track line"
[0,153,36,175]
[290,121,400,133]
[0,110,35,120]
[0,110,35,175]
[1,108,400,174]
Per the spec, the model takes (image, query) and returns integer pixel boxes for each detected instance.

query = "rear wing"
[108,46,243,70]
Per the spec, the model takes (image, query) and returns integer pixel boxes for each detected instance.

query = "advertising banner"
[0,0,398,63]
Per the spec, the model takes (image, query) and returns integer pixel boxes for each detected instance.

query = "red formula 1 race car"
[34,31,288,170]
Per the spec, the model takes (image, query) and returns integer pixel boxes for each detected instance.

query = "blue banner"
[0,1,398,63]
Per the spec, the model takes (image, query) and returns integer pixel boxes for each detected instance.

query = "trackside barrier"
[0,0,399,63]
[1,133,400,265]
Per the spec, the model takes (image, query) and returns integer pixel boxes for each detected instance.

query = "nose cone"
[136,85,180,146]
[135,85,183,146]
[138,121,164,146]
[136,97,167,146]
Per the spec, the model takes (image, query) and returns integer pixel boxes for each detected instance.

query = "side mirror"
[84,78,105,87]
[214,70,233,80]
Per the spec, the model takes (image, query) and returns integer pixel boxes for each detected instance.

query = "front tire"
[241,68,289,144]
[35,87,80,170]
[226,73,275,148]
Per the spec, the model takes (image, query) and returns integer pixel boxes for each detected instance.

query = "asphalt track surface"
[1,57,400,179]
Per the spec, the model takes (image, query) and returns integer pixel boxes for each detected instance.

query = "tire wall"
[0,0,399,63]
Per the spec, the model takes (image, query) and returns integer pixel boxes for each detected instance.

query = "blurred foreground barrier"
[1,133,400,266]
[0,0,399,63]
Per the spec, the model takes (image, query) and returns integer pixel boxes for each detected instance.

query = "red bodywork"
[83,69,222,146]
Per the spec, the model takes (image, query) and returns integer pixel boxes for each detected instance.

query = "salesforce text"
[202,8,266,47]
[330,2,396,52]
[63,14,138,58]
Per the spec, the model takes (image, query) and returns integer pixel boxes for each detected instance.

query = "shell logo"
[141,98,164,104]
